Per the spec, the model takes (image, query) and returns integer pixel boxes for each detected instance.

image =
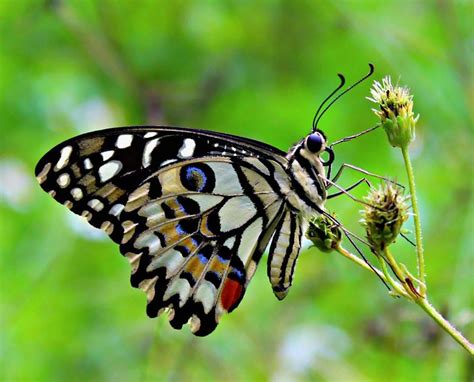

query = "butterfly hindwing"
[117,157,285,335]
[35,126,290,335]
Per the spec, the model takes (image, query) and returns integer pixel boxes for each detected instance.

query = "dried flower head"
[306,214,343,252]
[360,182,410,252]
[367,76,419,148]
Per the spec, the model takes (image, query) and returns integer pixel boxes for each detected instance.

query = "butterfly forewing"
[35,126,292,335]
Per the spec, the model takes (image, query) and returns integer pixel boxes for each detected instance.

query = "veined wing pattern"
[35,127,309,336]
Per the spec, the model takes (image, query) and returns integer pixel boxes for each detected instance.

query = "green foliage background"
[1,1,472,381]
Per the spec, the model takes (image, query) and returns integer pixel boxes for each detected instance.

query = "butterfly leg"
[325,166,416,247]
[327,177,373,199]
[323,176,378,209]
[327,163,403,190]
[321,211,391,290]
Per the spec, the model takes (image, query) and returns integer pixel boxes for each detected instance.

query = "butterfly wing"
[35,126,290,335]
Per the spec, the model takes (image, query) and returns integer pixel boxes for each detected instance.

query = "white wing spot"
[116,134,133,149]
[98,160,122,182]
[83,158,93,170]
[237,217,263,265]
[189,315,201,334]
[194,281,217,314]
[164,278,192,307]
[161,159,177,167]
[100,221,114,235]
[243,157,270,176]
[81,210,92,220]
[213,143,219,148]
[57,173,70,188]
[178,138,196,159]
[144,132,158,138]
[55,146,72,171]
[224,236,236,249]
[218,196,256,232]
[101,150,114,161]
[126,252,142,273]
[36,162,51,184]
[148,249,185,277]
[109,203,124,216]
[135,232,161,253]
[70,187,83,200]
[88,198,104,211]
[143,138,159,168]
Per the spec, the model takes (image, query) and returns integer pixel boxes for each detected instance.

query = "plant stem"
[377,256,409,298]
[335,245,408,298]
[383,247,419,300]
[331,242,473,353]
[336,245,383,277]
[416,297,474,354]
[401,146,426,295]
[383,248,473,354]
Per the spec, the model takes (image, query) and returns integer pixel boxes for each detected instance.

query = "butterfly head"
[294,129,334,168]
[304,130,327,155]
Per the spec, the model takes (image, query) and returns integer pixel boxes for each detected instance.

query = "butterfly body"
[36,126,330,335]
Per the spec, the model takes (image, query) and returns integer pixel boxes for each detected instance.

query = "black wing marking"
[35,128,291,335]
[35,126,289,244]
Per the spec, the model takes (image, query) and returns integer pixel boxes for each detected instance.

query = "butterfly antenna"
[313,63,375,131]
[312,74,346,132]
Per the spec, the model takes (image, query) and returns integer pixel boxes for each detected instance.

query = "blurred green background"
[1,1,473,381]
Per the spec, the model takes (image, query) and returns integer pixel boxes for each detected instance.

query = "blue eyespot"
[186,166,206,191]
[306,132,324,153]
[180,163,215,192]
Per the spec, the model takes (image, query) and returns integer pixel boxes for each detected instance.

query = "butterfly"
[35,66,375,336]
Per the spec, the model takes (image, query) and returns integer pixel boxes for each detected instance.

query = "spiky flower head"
[360,182,410,252]
[306,213,343,252]
[367,76,419,148]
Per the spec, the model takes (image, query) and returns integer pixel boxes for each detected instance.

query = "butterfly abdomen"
[267,209,303,299]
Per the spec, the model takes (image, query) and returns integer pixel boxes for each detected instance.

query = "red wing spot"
[221,278,244,312]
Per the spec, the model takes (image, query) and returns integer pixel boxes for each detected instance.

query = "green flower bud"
[306,213,343,252]
[367,76,419,148]
[360,182,410,252]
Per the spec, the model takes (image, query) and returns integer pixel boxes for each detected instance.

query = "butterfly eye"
[305,132,325,153]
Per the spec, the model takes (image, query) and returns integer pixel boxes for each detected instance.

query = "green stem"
[416,297,474,354]
[384,246,473,353]
[335,245,385,277]
[401,146,426,295]
[335,245,408,298]
[378,257,409,297]
[333,244,473,353]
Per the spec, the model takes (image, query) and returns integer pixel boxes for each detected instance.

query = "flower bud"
[360,182,409,252]
[306,214,343,252]
[367,76,419,148]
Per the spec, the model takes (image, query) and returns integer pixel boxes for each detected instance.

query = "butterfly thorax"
[283,140,327,217]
